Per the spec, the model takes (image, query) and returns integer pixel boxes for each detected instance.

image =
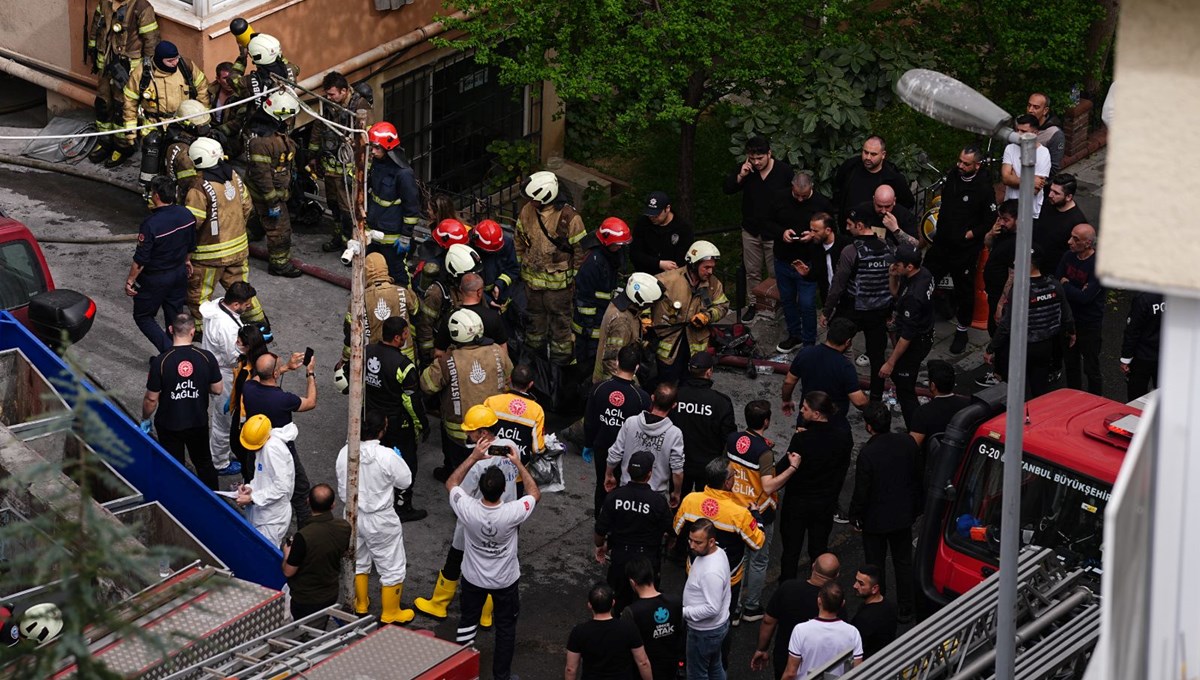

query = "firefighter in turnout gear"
[515,171,587,365]
[417,243,478,364]
[364,317,429,523]
[592,272,664,383]
[366,122,422,285]
[86,0,160,164]
[412,218,470,298]
[231,34,299,136]
[574,217,632,370]
[246,91,303,278]
[471,219,520,309]
[183,137,266,332]
[162,99,210,195]
[112,41,208,173]
[483,364,546,467]
[420,309,513,482]
[311,71,372,253]
[344,252,420,364]
[651,240,729,384]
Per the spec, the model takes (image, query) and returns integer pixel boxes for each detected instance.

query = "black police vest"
[852,237,893,311]
[364,343,413,421]
[1027,276,1064,343]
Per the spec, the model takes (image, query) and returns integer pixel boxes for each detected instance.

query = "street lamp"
[895,68,1038,680]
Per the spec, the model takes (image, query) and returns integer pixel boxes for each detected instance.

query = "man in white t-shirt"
[446,438,541,680]
[783,582,863,679]
[1001,114,1053,219]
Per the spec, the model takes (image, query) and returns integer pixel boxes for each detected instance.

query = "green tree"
[437,0,834,220]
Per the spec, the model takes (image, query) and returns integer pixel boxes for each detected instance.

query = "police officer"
[483,364,545,468]
[311,71,372,253]
[516,171,587,366]
[336,410,418,623]
[343,253,420,367]
[366,122,422,284]
[183,137,268,336]
[584,345,651,517]
[651,240,730,385]
[246,91,302,278]
[118,41,209,175]
[881,244,935,429]
[365,316,428,522]
[86,0,159,164]
[574,217,632,370]
[592,272,664,384]
[420,309,514,481]
[471,219,521,310]
[126,175,195,352]
[823,206,894,401]
[1120,292,1164,401]
[669,352,736,497]
[594,450,672,614]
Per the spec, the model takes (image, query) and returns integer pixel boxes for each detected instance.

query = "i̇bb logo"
[178,360,194,378]
[609,391,625,407]
[735,436,751,454]
[701,498,719,518]
[509,398,527,416]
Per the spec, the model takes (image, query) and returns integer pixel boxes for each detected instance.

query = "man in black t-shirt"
[242,352,317,526]
[751,553,842,680]
[143,315,222,490]
[1035,174,1088,305]
[631,191,694,275]
[564,582,653,680]
[282,484,351,626]
[780,318,868,431]
[977,199,1020,388]
[851,564,897,658]
[626,557,684,680]
[434,273,508,352]
[909,361,971,458]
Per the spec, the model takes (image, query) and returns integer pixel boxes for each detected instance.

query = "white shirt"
[335,439,412,515]
[1001,143,1052,219]
[449,486,536,589]
[682,547,731,631]
[787,617,864,679]
[199,298,243,369]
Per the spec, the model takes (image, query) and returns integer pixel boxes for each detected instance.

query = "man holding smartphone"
[723,136,794,322]
[765,173,835,352]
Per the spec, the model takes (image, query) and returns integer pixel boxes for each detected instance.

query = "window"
[159,0,270,20]
[946,437,1109,571]
[0,240,47,311]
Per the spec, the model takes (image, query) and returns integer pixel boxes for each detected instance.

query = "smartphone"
[488,444,510,457]
[131,280,142,292]
[303,347,314,366]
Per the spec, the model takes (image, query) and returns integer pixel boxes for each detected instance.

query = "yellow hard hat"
[240,414,272,451]
[461,405,498,432]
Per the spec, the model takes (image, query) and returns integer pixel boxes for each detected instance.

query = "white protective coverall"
[200,298,243,470]
[450,438,521,551]
[245,422,297,546]
[336,439,413,585]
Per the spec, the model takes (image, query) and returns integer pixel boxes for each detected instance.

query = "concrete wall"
[0,0,73,71]
[1096,0,1200,298]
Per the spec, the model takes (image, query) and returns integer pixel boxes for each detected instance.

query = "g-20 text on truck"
[916,384,1144,607]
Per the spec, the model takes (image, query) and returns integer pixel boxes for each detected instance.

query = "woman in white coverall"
[336,410,416,624]
[236,414,296,546]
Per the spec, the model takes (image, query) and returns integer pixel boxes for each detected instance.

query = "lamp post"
[895,69,1037,680]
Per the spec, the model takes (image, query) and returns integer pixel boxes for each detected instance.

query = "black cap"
[688,351,715,370]
[627,451,655,479]
[643,191,670,217]
[847,204,871,226]
[894,244,922,266]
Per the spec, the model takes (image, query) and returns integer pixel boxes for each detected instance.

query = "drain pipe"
[0,55,94,107]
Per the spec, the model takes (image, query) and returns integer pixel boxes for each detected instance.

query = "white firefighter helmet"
[523,171,559,204]
[19,603,62,644]
[447,308,484,344]
[175,98,211,127]
[247,34,282,65]
[445,243,482,279]
[187,137,224,169]
[685,240,721,264]
[625,272,665,307]
[263,91,299,121]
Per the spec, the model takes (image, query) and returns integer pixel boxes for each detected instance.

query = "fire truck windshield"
[946,437,1109,571]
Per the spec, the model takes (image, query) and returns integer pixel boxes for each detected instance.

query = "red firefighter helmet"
[432,219,469,249]
[596,217,632,247]
[367,122,400,150]
[472,219,505,252]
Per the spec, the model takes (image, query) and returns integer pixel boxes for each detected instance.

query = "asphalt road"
[0,157,1134,679]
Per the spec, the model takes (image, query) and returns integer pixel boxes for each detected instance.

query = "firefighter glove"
[690,312,710,328]
[395,234,412,254]
[640,316,653,333]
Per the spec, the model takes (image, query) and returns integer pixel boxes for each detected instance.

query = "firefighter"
[420,309,513,481]
[310,71,372,253]
[114,41,209,176]
[515,171,587,365]
[574,217,632,371]
[366,122,422,284]
[162,99,210,195]
[651,241,729,385]
[235,414,297,547]
[483,364,546,467]
[416,242,480,364]
[336,409,417,624]
[245,91,303,278]
[471,219,521,310]
[592,272,664,383]
[411,218,470,298]
[183,137,267,335]
[231,34,299,127]
[85,0,160,165]
[342,252,420,365]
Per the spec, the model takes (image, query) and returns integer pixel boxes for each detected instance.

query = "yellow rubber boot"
[354,573,370,615]
[380,583,415,625]
[414,571,458,619]
[480,594,494,629]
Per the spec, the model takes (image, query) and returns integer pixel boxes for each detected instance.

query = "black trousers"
[607,546,662,614]
[849,307,890,400]
[593,446,611,518]
[1128,360,1158,402]
[382,422,420,511]
[159,426,218,490]
[133,267,187,353]
[778,500,835,581]
[925,247,978,329]
[997,338,1055,397]
[290,598,336,628]
[441,432,470,472]
[894,332,934,430]
[460,578,521,680]
[862,526,914,614]
[985,287,1003,338]
[1064,325,1103,395]
[287,441,312,528]
[442,546,466,580]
